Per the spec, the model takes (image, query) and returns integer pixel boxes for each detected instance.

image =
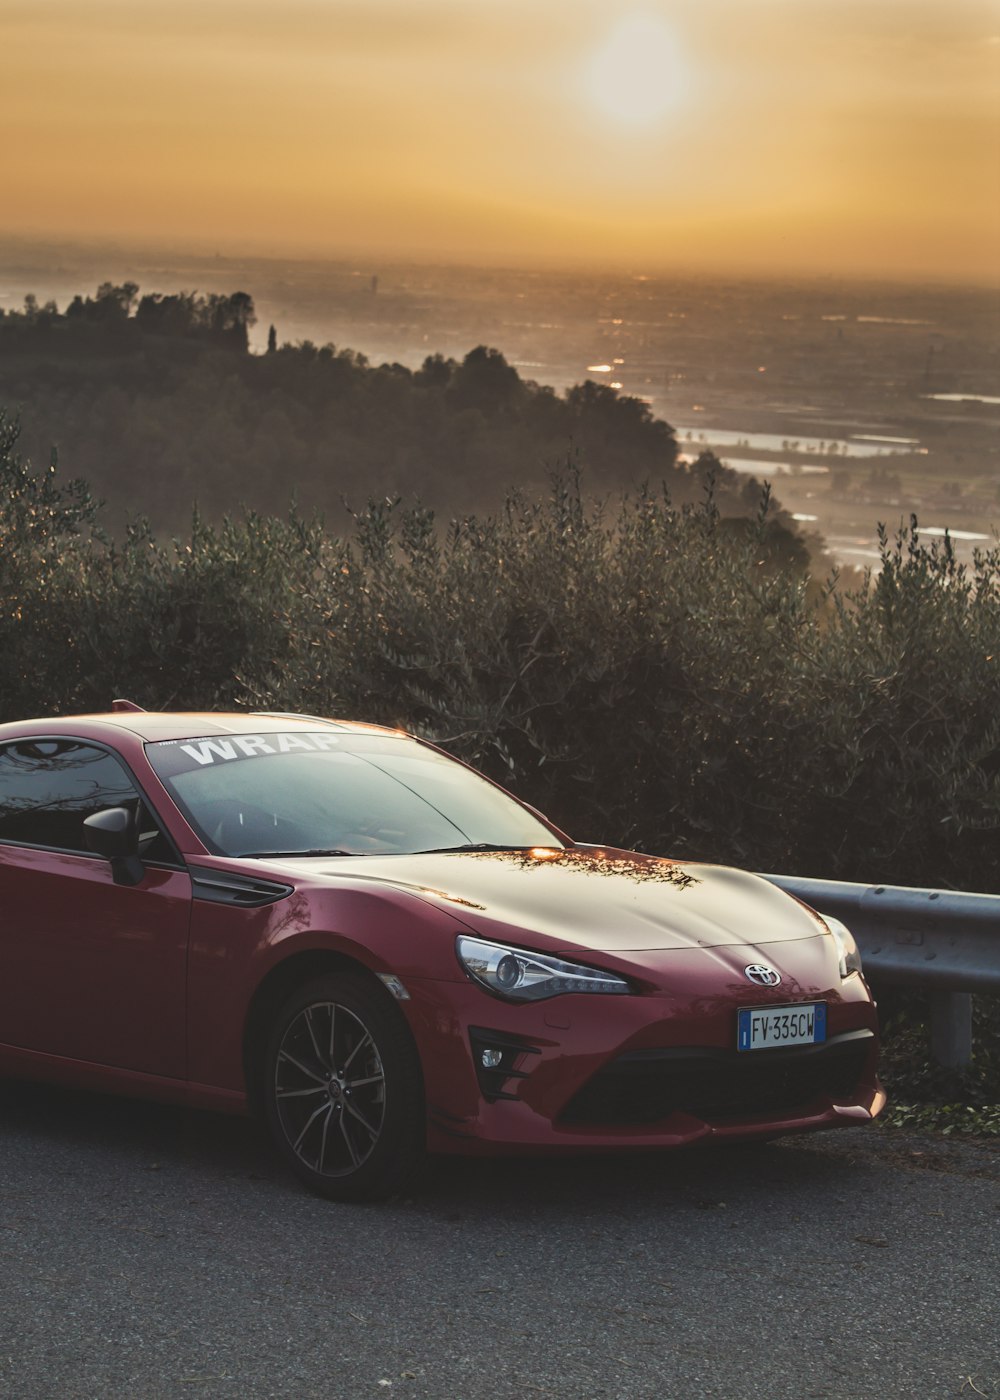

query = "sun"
[582,13,690,128]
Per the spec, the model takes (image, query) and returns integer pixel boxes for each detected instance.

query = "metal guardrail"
[762,874,1000,1068]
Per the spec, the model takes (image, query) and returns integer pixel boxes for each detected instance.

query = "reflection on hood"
[459,847,700,890]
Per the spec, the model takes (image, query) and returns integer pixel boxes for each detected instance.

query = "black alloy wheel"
[263,973,425,1202]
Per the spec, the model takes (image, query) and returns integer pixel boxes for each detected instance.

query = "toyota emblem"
[745,964,781,986]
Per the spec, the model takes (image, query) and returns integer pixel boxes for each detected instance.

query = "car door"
[0,736,191,1079]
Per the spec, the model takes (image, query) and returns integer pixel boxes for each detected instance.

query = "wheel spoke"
[344,1096,378,1138]
[328,1003,337,1064]
[278,1048,326,1085]
[318,1104,332,1173]
[343,1030,373,1074]
[304,1006,330,1073]
[276,1085,327,1101]
[339,1113,360,1166]
[292,1101,330,1154]
[345,1072,384,1090]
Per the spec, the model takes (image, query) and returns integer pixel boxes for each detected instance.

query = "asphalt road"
[0,1083,997,1400]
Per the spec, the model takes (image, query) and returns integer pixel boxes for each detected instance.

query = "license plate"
[737,1003,826,1052]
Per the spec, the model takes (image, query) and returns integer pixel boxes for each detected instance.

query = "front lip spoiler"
[427,1084,887,1155]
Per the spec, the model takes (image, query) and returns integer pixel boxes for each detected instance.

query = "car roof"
[0,711,409,744]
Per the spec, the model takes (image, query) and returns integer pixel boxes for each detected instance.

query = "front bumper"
[403,973,884,1156]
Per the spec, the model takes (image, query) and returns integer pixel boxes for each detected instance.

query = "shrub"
[3,425,1000,891]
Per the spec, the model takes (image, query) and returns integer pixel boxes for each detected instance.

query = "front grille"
[560,1030,874,1126]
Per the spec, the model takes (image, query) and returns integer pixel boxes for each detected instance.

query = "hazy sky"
[2,0,998,281]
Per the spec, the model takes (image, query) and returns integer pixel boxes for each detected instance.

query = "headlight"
[823,915,863,978]
[456,935,630,1002]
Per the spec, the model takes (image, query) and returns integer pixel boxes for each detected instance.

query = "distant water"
[676,428,921,458]
[921,527,991,542]
[924,393,1000,405]
[823,525,993,571]
[702,456,830,477]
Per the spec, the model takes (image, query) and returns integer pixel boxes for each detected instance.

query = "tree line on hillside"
[0,283,797,536]
[17,281,258,351]
[2,410,998,893]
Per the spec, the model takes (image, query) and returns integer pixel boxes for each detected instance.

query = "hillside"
[0,283,791,534]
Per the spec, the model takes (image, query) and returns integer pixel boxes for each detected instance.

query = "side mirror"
[83,806,145,886]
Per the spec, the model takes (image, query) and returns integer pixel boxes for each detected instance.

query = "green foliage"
[880,1102,1000,1136]
[52,509,327,714]
[0,411,99,717]
[2,424,1000,893]
[799,521,1000,888]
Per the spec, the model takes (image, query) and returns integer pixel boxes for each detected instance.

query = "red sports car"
[0,707,884,1200]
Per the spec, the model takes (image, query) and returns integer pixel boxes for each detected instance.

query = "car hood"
[283,847,825,953]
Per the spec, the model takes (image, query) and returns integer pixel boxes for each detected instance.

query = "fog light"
[469,1026,542,1102]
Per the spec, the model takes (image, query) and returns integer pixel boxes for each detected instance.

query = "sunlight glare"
[583,13,690,128]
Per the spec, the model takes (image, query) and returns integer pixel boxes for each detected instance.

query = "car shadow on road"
[0,1077,864,1214]
[0,1077,278,1178]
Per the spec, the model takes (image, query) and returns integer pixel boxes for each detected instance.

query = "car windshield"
[146,729,561,858]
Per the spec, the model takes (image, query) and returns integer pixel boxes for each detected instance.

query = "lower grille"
[560,1030,874,1126]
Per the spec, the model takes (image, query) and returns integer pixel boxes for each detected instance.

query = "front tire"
[262,973,425,1202]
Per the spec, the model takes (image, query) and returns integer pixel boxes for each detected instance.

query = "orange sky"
[1,0,998,281]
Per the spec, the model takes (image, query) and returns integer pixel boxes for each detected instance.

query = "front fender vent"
[190,867,293,908]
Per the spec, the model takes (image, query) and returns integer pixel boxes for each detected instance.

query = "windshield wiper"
[238,848,355,858]
[411,843,536,855]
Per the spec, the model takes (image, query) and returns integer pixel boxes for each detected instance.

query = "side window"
[0,739,173,861]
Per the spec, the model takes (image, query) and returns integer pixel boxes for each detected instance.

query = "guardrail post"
[929,992,973,1070]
